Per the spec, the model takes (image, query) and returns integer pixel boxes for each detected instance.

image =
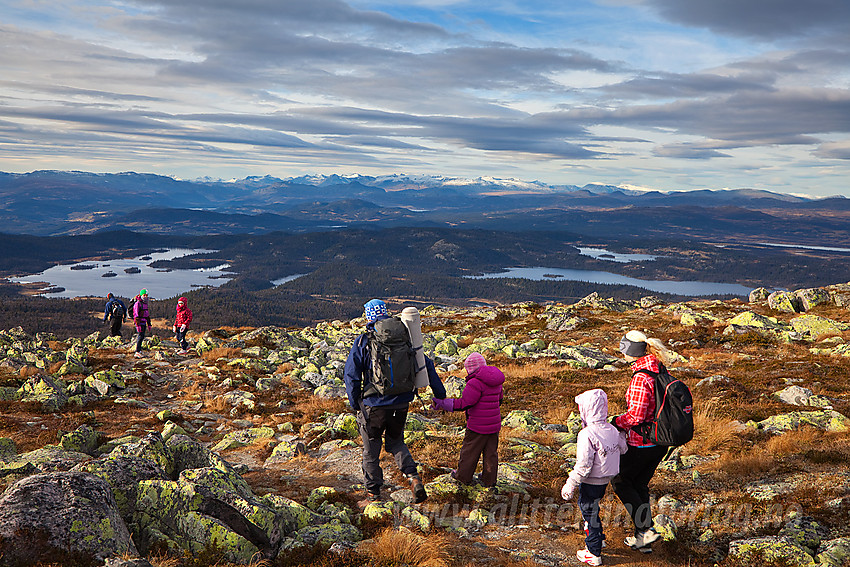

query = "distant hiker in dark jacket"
[343,299,446,504]
[172,296,193,353]
[103,292,126,338]
[432,352,504,487]
[131,289,152,358]
[611,330,666,554]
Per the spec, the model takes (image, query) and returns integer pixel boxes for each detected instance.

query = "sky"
[1,0,849,197]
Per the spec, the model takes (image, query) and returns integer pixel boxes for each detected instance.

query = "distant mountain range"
[1,170,847,237]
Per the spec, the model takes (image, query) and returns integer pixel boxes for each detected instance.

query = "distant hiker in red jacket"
[131,289,152,358]
[172,296,193,354]
[432,352,505,487]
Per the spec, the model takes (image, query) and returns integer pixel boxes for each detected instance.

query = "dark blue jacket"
[104,298,126,321]
[344,316,446,410]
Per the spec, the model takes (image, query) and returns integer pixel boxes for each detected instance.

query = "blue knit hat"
[364,299,388,322]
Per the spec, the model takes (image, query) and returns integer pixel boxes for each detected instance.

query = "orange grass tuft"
[362,527,450,567]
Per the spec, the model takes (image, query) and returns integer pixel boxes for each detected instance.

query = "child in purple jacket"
[432,352,504,487]
[562,388,628,566]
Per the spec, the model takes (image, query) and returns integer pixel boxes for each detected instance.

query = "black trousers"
[356,404,418,494]
[611,444,667,535]
[109,317,123,337]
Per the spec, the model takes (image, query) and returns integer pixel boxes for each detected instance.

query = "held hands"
[430,397,453,412]
[608,414,625,431]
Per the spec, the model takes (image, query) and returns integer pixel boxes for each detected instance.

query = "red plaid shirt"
[615,354,659,447]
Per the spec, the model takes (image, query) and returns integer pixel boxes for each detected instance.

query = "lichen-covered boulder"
[221,389,256,410]
[0,471,136,565]
[0,437,17,462]
[134,466,291,563]
[161,421,188,442]
[167,434,213,473]
[261,494,330,531]
[817,537,850,567]
[573,292,636,312]
[790,314,848,340]
[502,410,544,432]
[212,426,276,452]
[263,440,308,465]
[680,311,720,326]
[313,384,347,399]
[768,290,802,313]
[110,432,176,479]
[60,424,100,455]
[543,313,588,332]
[520,338,546,353]
[291,521,361,547]
[17,374,69,411]
[727,536,815,566]
[8,446,92,473]
[795,287,831,311]
[779,515,828,555]
[774,385,815,406]
[329,414,359,439]
[73,455,169,519]
[749,287,770,303]
[552,345,618,369]
[85,369,126,396]
[756,410,849,433]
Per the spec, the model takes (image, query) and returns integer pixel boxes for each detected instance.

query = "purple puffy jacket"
[451,365,505,434]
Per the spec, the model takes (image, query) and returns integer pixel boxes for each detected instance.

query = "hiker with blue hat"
[131,289,152,358]
[344,299,447,504]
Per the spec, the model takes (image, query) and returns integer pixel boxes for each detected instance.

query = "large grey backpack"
[363,317,417,398]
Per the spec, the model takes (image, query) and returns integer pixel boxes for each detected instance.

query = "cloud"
[640,0,850,41]
[815,141,850,160]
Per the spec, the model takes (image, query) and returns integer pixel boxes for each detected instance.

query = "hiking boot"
[576,549,602,566]
[134,352,143,359]
[409,476,427,503]
[356,490,381,508]
[625,528,660,549]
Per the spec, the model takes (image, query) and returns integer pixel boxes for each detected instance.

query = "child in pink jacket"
[562,388,628,566]
[431,352,504,487]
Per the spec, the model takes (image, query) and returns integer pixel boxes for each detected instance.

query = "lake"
[10,249,234,299]
[271,274,308,286]
[467,267,754,297]
[577,247,660,263]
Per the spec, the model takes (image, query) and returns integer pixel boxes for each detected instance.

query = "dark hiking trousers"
[612,444,667,535]
[109,317,123,337]
[135,325,147,352]
[455,429,499,487]
[175,328,188,350]
[357,403,418,494]
[579,482,608,557]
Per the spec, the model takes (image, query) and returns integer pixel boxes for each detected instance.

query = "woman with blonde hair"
[611,330,667,554]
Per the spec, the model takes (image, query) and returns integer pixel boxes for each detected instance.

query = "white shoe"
[576,549,602,566]
[625,528,659,552]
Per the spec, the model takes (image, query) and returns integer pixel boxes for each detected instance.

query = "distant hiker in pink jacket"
[562,388,628,566]
[131,289,152,358]
[432,352,504,487]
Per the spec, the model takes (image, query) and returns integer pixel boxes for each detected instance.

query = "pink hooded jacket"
[564,389,628,493]
[451,365,505,435]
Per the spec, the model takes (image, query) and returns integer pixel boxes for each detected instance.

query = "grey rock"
[0,471,136,565]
